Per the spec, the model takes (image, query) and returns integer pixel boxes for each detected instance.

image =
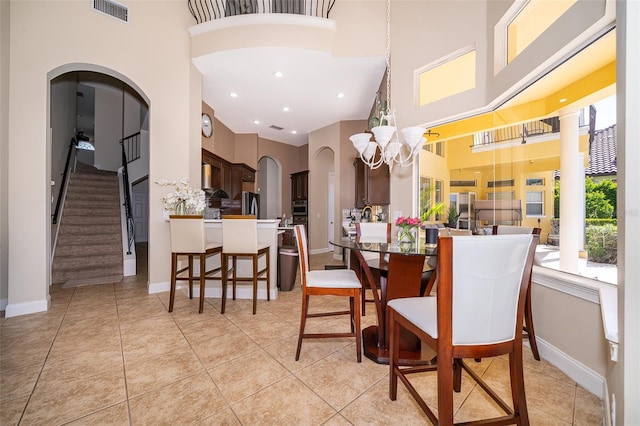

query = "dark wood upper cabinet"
[353,157,390,208]
[291,170,309,201]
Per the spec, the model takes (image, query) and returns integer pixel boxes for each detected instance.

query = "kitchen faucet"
[361,205,373,222]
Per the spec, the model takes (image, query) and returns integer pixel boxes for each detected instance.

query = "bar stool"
[168,215,222,313]
[220,215,270,315]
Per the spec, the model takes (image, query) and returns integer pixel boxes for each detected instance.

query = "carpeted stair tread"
[52,163,125,285]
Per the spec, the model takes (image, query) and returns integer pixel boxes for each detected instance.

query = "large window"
[418,48,476,106]
[526,191,544,216]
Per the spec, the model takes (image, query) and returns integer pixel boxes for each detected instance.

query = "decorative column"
[558,110,581,274]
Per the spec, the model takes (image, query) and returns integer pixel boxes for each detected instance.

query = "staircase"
[52,163,124,286]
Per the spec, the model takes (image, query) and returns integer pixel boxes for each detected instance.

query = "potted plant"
[446,204,460,228]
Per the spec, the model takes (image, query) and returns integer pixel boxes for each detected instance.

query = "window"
[526,191,544,216]
[526,178,545,186]
[506,0,576,63]
[435,141,444,157]
[418,48,476,106]
[435,180,443,221]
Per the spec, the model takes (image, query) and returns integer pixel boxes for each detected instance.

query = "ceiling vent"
[92,0,129,23]
[269,125,284,131]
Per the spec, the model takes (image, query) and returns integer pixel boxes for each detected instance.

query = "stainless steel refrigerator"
[242,191,260,217]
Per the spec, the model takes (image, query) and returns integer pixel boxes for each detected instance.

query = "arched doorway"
[48,65,150,286]
[257,156,282,220]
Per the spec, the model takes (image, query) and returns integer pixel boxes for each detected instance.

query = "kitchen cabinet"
[231,163,256,200]
[354,158,390,208]
[291,170,309,201]
[202,149,232,195]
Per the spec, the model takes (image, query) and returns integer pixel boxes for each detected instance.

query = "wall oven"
[292,200,308,216]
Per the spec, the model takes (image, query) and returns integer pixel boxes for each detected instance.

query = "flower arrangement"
[395,216,422,243]
[156,177,206,215]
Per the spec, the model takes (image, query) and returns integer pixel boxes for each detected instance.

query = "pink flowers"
[395,216,422,228]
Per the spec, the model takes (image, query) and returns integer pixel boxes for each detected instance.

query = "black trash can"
[278,245,298,291]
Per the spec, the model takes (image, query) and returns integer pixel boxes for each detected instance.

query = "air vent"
[269,125,284,131]
[450,180,477,187]
[92,0,129,23]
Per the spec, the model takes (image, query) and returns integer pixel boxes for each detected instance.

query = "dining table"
[330,233,437,365]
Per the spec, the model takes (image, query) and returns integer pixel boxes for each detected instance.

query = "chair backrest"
[221,215,258,253]
[169,215,206,253]
[437,234,537,346]
[492,225,541,235]
[356,222,391,240]
[447,228,473,236]
[294,225,309,282]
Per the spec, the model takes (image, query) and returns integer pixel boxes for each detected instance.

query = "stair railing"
[120,139,135,255]
[52,137,78,224]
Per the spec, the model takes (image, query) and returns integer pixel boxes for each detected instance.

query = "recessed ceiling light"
[253,120,260,125]
[274,71,283,78]
[336,93,345,98]
[229,92,238,98]
[291,130,297,134]
[282,107,290,112]
[559,98,567,103]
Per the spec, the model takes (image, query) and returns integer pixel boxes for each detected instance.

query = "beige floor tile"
[196,407,241,425]
[231,375,336,425]
[121,326,190,362]
[231,311,299,346]
[190,328,260,368]
[340,378,430,425]
[21,365,126,425]
[178,315,240,344]
[64,401,130,425]
[0,395,29,426]
[263,334,348,373]
[321,413,354,426]
[296,345,389,410]
[574,385,605,425]
[129,373,227,425]
[0,362,42,402]
[208,349,291,403]
[125,346,205,398]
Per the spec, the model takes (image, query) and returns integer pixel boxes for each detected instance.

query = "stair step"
[60,214,121,225]
[53,253,122,270]
[55,243,121,257]
[52,263,123,283]
[64,199,121,210]
[57,231,122,245]
[66,187,120,198]
[62,207,122,218]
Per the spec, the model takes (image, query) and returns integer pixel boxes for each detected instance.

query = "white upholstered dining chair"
[388,234,538,425]
[168,215,222,314]
[294,224,362,362]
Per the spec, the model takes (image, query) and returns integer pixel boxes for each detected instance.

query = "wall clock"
[201,113,213,138]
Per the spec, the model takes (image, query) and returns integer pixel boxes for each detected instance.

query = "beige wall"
[0,0,9,307]
[5,0,198,314]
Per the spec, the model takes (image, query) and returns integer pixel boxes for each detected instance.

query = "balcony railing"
[188,0,336,24]
[473,106,595,148]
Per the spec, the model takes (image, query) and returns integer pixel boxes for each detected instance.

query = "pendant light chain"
[385,0,392,117]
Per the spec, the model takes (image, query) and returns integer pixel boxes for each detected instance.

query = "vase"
[398,227,416,243]
[175,201,186,215]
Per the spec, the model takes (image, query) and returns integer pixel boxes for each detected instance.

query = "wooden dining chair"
[493,225,542,360]
[220,215,270,315]
[388,234,538,425]
[294,224,362,362]
[168,215,222,313]
[352,222,391,315]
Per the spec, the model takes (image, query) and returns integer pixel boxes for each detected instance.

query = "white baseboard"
[123,257,136,277]
[0,297,7,311]
[4,296,50,318]
[537,336,605,398]
[309,247,330,255]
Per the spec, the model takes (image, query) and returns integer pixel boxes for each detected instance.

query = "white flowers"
[156,177,206,215]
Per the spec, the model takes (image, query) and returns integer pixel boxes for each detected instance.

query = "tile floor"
[1,247,603,425]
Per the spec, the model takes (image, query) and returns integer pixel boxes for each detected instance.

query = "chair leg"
[188,255,194,299]
[169,253,178,312]
[437,350,455,425]
[453,358,463,392]
[266,249,270,301]
[232,256,237,300]
[389,309,399,400]
[510,349,530,425]
[295,295,310,361]
[524,285,540,360]
[199,253,206,314]
[252,254,258,315]
[221,253,228,314]
[354,289,362,363]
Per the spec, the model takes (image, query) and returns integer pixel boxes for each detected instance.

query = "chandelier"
[349,0,436,171]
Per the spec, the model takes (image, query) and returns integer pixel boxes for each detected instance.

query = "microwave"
[292,200,308,216]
